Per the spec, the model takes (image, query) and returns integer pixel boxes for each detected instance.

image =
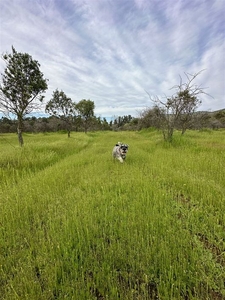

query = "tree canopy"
[75,99,95,133]
[0,46,48,145]
[45,89,75,137]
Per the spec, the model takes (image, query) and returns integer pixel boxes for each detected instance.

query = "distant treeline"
[0,109,224,133]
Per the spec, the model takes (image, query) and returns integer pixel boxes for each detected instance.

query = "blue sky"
[0,0,224,119]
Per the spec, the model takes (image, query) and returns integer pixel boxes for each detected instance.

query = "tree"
[214,110,225,128]
[0,46,48,146]
[138,106,162,130]
[111,115,134,130]
[147,70,209,142]
[75,99,95,133]
[45,89,75,137]
[101,117,111,130]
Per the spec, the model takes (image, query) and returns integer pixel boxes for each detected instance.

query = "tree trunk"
[181,127,186,135]
[167,126,174,142]
[17,117,24,146]
[84,120,87,133]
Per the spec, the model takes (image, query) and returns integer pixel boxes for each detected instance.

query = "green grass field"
[0,130,224,300]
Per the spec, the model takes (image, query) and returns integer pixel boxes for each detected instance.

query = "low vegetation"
[0,130,224,299]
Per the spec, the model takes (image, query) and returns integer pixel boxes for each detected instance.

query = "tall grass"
[0,130,224,299]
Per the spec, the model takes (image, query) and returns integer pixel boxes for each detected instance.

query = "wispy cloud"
[0,0,224,118]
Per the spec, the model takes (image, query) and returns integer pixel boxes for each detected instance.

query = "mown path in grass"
[0,130,225,299]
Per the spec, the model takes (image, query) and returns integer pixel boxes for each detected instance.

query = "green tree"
[45,89,75,137]
[75,99,95,133]
[214,109,225,128]
[139,106,162,130]
[101,117,111,130]
[0,46,48,146]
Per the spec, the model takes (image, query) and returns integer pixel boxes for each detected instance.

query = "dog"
[112,142,129,163]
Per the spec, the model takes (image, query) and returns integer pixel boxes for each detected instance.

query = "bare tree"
[147,70,211,141]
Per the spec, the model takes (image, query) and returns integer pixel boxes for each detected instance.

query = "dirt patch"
[196,233,225,267]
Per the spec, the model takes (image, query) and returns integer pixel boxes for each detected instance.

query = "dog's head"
[116,142,129,157]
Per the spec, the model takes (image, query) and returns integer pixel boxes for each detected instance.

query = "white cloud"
[0,0,224,118]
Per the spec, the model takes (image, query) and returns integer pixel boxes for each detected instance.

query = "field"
[0,129,224,300]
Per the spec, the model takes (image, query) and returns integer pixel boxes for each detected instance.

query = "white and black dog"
[112,142,129,163]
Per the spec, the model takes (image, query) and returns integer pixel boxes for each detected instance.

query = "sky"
[0,0,224,120]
